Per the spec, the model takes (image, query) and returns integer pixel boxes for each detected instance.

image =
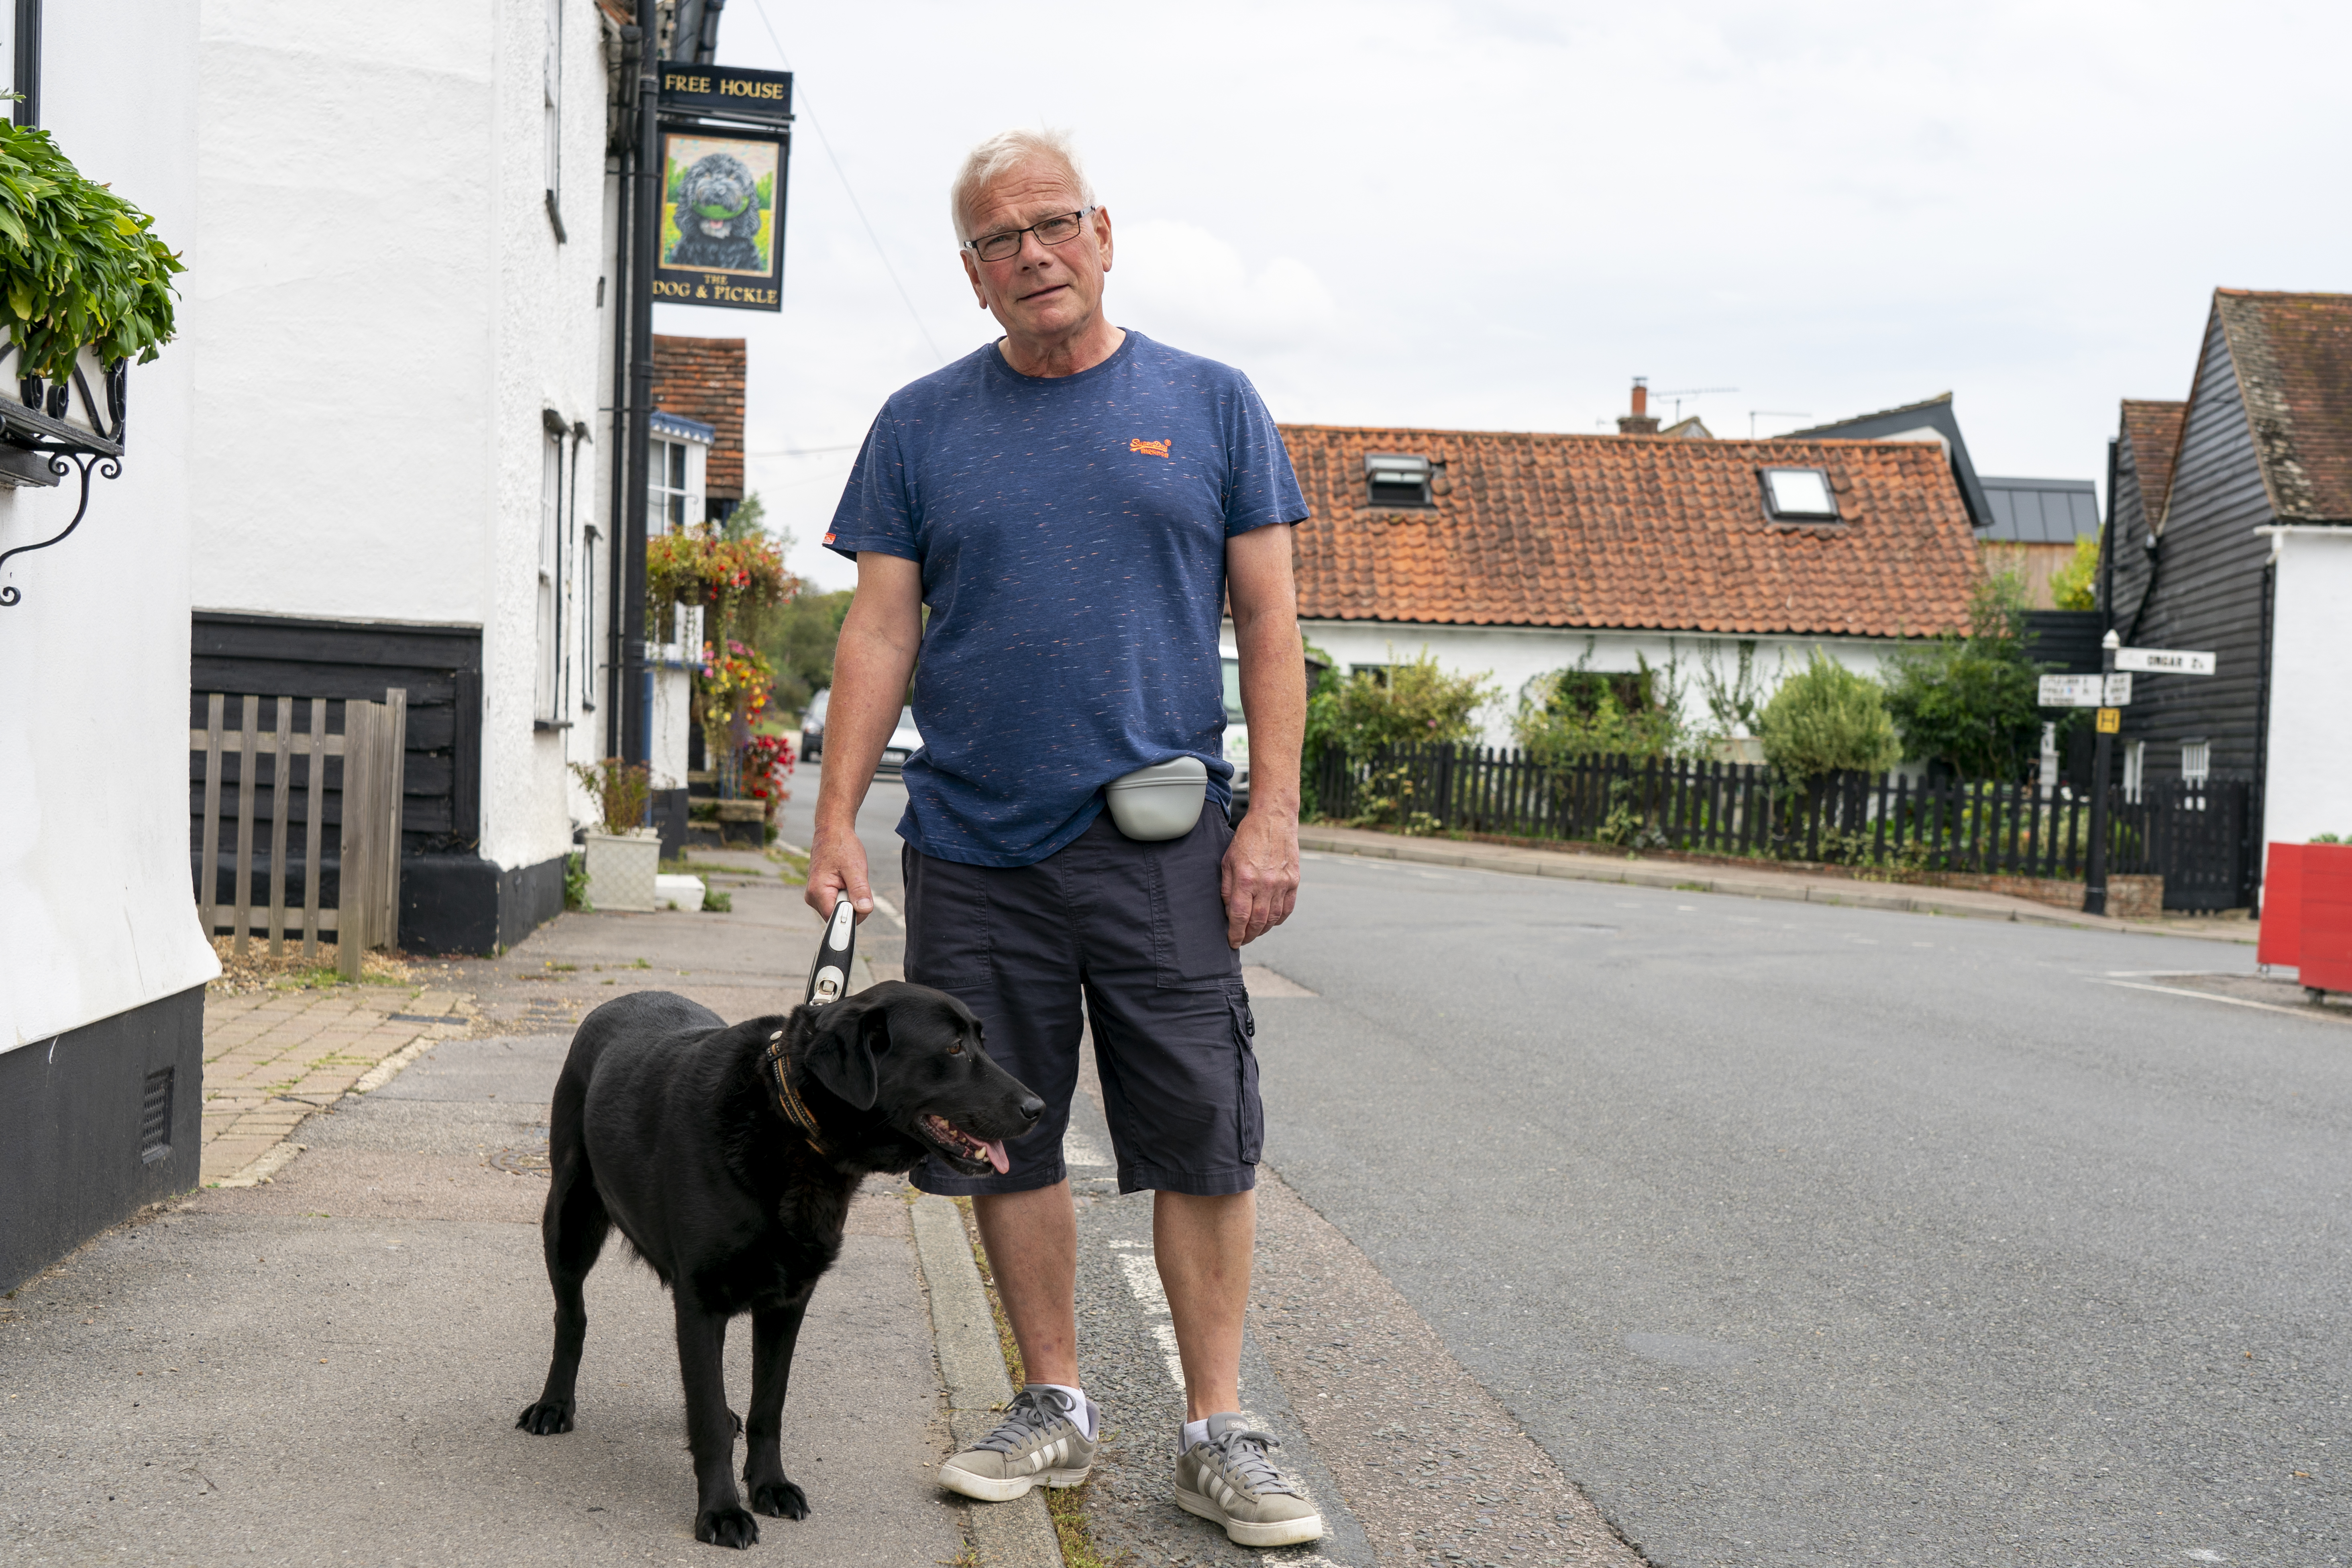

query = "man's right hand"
[805,820,876,922]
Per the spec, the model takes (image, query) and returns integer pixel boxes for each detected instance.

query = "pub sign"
[654,65,792,314]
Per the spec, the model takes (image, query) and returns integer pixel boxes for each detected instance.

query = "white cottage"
[1279,421,1983,746]
[0,2,216,1287]
[184,0,653,952]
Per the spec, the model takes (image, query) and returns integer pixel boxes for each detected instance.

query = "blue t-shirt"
[823,331,1308,867]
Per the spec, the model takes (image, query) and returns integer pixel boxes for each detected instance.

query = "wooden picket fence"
[190,689,408,978]
[1309,742,2257,909]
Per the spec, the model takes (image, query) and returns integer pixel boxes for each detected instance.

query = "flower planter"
[583,830,660,912]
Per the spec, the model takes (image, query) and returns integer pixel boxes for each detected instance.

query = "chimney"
[1616,377,1659,436]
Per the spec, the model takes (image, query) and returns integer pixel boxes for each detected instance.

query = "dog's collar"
[760,1026,830,1158]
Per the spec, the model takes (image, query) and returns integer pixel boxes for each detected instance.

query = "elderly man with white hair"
[805,128,1320,1548]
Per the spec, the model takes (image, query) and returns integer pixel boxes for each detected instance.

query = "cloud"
[1109,220,1342,362]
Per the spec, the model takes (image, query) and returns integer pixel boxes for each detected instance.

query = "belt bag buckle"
[1104,755,1208,841]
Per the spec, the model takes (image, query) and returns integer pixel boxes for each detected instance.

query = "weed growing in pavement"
[701,889,733,913]
[631,958,651,969]
[563,852,590,911]
[545,962,577,972]
[769,844,811,885]
[947,1197,1121,1568]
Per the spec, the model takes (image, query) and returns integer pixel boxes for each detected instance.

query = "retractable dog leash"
[804,894,858,1008]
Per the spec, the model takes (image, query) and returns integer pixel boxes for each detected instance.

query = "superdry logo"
[1129,438,1171,458]
[821,532,835,545]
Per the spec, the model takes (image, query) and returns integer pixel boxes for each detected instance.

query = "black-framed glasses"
[962,207,1097,263]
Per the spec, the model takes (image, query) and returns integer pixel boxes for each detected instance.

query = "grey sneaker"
[938,1385,1099,1502]
[1173,1415,1325,1548]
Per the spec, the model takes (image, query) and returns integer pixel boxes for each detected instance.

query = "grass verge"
[950,1196,1124,1568]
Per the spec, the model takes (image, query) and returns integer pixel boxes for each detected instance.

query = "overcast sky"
[653,0,2352,593]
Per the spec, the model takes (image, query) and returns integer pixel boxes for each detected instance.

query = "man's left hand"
[1220,810,1300,948]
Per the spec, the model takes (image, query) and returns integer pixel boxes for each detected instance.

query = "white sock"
[1033,1382,1096,1440]
[1181,1416,1213,1452]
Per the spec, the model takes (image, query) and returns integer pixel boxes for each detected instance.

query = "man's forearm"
[1233,608,1304,820]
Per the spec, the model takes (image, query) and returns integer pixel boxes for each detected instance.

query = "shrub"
[0,120,182,383]
[1513,653,1688,763]
[1325,650,1494,756]
[1882,577,2044,781]
[570,758,653,835]
[1759,651,1900,784]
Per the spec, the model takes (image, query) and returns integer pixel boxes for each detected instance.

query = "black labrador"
[516,982,1041,1548]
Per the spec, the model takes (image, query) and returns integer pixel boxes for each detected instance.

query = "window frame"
[535,420,565,727]
[1364,453,1435,510]
[542,0,566,243]
[1759,466,1842,522]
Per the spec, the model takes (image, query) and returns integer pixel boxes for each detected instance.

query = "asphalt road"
[1242,850,2347,1568]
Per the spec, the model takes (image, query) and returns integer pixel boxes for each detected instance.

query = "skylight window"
[1761,467,1838,520]
[1366,453,1433,508]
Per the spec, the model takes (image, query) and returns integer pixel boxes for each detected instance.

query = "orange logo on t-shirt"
[822,532,836,545]
[1129,438,1171,458]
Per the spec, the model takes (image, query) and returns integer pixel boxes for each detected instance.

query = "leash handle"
[805,895,857,1007]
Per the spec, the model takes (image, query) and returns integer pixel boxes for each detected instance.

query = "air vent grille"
[141,1067,174,1165]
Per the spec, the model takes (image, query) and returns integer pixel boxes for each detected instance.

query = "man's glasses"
[962,207,1097,263]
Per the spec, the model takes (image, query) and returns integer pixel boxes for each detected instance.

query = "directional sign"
[2116,647,2215,676]
[2105,672,2133,705]
[2040,674,2101,708]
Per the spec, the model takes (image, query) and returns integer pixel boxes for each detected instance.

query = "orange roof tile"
[652,335,746,500]
[1281,425,1981,639]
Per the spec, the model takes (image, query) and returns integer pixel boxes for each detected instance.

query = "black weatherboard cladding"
[191,611,481,852]
[2108,313,2273,788]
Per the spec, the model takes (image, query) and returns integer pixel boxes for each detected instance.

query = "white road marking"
[2097,978,2340,1023]
[867,893,900,921]
[1112,1250,1190,1392]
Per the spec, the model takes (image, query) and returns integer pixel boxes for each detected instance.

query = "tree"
[1759,651,1900,784]
[2050,534,2099,611]
[1881,576,2044,781]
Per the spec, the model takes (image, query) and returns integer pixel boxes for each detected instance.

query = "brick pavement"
[198,985,472,1186]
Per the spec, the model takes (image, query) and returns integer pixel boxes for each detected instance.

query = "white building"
[0,1,216,1288]
[185,0,640,951]
[1280,422,1983,748]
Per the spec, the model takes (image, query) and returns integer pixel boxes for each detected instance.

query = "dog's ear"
[802,996,887,1111]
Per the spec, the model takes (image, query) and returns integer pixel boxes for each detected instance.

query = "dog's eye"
[947,1038,965,1056]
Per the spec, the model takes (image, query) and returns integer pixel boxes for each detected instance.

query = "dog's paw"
[748,1478,809,1519]
[695,1504,760,1549]
[515,1399,574,1435]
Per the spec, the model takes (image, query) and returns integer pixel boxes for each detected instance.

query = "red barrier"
[2258,843,2303,967]
[2303,844,2352,995]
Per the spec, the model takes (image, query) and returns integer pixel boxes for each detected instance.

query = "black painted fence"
[1308,744,2254,910]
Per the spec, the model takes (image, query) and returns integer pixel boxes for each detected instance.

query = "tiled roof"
[2214,289,2352,523]
[2118,398,2186,524]
[652,335,746,500]
[1281,424,1979,638]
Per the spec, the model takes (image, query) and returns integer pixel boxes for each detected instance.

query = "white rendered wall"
[0,1,218,1050]
[191,0,610,875]
[2260,529,2352,848]
[1298,620,1905,750]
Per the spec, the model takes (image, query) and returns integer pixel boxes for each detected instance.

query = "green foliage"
[1325,650,1494,756]
[1694,640,1767,744]
[0,120,182,383]
[2313,833,2346,845]
[701,887,733,913]
[752,584,854,717]
[2050,534,2099,612]
[1882,577,2045,781]
[1298,645,1343,819]
[563,852,591,911]
[1513,652,1687,763]
[1759,651,1901,784]
[570,758,653,836]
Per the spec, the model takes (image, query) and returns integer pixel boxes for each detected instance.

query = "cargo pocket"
[1227,987,1262,1167]
[902,849,993,988]
[1161,810,1243,987]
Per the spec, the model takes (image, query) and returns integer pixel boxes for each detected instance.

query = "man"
[805,128,1320,1549]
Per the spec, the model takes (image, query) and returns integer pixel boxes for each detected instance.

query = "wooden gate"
[190,688,408,979]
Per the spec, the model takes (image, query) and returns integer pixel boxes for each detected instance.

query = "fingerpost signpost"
[2042,632,2216,916]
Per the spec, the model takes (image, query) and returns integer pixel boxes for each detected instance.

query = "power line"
[746,0,948,365]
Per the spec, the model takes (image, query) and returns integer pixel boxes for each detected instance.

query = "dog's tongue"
[982,1139,1009,1175]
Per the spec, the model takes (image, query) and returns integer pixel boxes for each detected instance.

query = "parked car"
[1222,648,1249,818]
[800,687,829,762]
[877,706,922,775]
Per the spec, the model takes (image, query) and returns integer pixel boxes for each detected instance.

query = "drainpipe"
[2099,436,2118,636]
[620,30,660,775]
[605,25,640,759]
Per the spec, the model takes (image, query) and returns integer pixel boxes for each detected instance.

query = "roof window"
[1761,466,1838,520]
[1365,453,1433,508]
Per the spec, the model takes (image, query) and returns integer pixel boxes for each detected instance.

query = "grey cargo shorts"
[901,805,1261,1198]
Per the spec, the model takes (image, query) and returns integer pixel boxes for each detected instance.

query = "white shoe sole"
[939,1462,1093,1503]
[1174,1483,1325,1547]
